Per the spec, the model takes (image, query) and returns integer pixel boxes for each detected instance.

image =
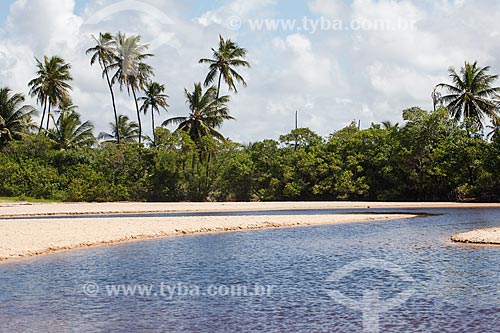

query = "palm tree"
[28,56,73,132]
[86,32,121,144]
[487,118,500,141]
[138,82,169,146]
[431,87,442,112]
[0,87,37,144]
[163,83,233,143]
[108,33,154,144]
[437,61,500,130]
[47,107,95,150]
[381,121,400,132]
[199,35,250,99]
[55,97,78,117]
[98,115,139,143]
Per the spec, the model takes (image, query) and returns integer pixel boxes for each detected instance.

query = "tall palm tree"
[47,107,95,150]
[86,32,121,144]
[163,83,233,143]
[139,82,169,146]
[0,87,37,144]
[98,115,139,143]
[108,33,154,144]
[437,61,500,130]
[199,35,250,99]
[28,56,73,132]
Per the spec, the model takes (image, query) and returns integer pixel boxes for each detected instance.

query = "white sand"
[0,201,428,262]
[451,228,500,245]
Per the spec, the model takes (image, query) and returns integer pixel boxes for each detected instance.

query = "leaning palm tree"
[47,108,95,150]
[86,32,121,144]
[139,82,169,146]
[108,33,154,144]
[199,35,250,99]
[437,61,500,130]
[98,115,139,143]
[163,83,233,143]
[0,87,37,144]
[28,56,73,131]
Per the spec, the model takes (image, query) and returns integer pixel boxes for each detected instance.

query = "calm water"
[0,208,499,332]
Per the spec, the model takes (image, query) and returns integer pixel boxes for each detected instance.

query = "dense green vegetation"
[1,33,499,203]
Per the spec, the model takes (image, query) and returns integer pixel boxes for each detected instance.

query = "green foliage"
[1,106,499,202]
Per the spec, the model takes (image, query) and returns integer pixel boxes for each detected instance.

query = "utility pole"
[295,110,298,130]
[294,110,299,151]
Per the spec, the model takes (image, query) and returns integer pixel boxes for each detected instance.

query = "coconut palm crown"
[437,61,500,130]
[199,35,250,98]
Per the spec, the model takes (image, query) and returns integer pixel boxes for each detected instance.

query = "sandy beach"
[1,201,499,263]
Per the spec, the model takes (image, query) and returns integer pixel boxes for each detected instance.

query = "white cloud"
[308,0,349,19]
[7,0,82,53]
[197,0,277,27]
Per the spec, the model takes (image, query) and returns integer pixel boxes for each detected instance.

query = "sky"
[1,0,499,143]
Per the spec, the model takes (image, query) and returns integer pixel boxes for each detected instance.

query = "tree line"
[1,33,499,202]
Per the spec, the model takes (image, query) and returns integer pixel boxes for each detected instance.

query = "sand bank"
[451,228,500,245]
[1,201,499,218]
[0,201,423,262]
[2,201,500,262]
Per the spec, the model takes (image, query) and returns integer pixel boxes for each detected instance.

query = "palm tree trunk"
[151,105,156,146]
[105,70,120,144]
[38,98,47,133]
[46,102,52,131]
[216,72,223,100]
[132,87,142,144]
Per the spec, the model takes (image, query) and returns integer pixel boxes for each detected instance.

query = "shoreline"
[0,214,415,264]
[1,202,499,264]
